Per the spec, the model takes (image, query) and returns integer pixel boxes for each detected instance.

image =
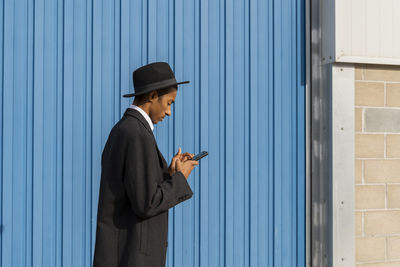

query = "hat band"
[135,78,177,92]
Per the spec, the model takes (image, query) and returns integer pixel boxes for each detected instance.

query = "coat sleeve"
[123,134,193,219]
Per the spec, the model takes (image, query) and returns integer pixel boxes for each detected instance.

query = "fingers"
[174,147,182,158]
[174,148,197,163]
[184,160,199,166]
[182,152,192,158]
[180,152,193,161]
[176,158,182,169]
[172,156,179,166]
[178,159,199,179]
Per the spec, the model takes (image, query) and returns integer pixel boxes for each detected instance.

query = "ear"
[148,90,158,102]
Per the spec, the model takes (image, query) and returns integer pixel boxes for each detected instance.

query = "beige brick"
[364,65,400,82]
[364,109,400,133]
[364,211,400,235]
[365,262,400,267]
[355,82,385,106]
[387,184,400,209]
[388,236,400,259]
[355,134,384,158]
[356,108,363,132]
[355,185,385,209]
[356,212,363,236]
[356,160,363,184]
[364,160,400,183]
[356,66,365,80]
[387,83,400,107]
[356,237,386,262]
[387,135,400,158]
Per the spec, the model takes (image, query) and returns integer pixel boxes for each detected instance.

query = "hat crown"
[133,62,176,90]
[123,61,189,98]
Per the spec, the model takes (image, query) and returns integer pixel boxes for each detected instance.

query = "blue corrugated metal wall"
[0,0,305,266]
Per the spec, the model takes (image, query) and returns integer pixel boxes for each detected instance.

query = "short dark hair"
[133,86,177,105]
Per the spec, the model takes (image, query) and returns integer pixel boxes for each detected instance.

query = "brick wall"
[355,64,400,266]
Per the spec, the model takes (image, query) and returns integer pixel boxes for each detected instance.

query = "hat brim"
[123,80,190,98]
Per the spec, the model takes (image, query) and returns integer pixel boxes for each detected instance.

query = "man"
[93,62,198,267]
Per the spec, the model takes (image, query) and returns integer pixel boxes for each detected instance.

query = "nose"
[166,107,171,116]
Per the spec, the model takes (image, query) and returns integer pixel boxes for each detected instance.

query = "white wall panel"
[323,0,400,65]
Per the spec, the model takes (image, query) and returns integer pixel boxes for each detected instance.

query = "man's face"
[149,88,177,124]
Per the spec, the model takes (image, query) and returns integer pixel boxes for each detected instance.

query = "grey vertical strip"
[305,0,311,265]
[310,0,333,265]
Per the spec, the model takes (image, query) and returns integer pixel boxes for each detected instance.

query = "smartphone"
[192,151,208,161]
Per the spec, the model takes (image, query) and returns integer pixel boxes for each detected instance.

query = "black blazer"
[93,108,193,267]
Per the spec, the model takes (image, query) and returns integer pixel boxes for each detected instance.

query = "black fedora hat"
[123,62,189,97]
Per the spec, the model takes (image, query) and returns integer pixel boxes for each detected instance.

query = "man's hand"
[168,148,194,176]
[176,158,198,179]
